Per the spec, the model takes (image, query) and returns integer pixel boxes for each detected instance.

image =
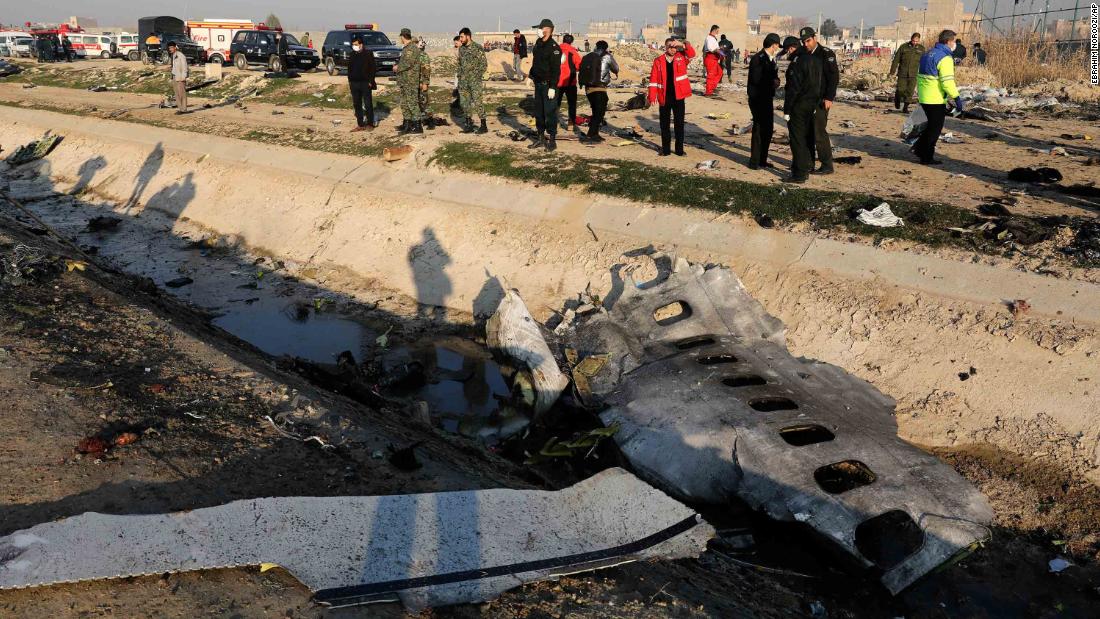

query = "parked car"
[229,28,319,72]
[112,33,140,60]
[138,16,205,64]
[321,25,401,76]
[69,34,115,59]
[0,32,35,58]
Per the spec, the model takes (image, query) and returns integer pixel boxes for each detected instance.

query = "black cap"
[763,33,781,48]
[534,18,554,29]
[799,26,816,41]
[777,36,801,57]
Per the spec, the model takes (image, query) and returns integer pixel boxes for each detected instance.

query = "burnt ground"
[0,212,1099,618]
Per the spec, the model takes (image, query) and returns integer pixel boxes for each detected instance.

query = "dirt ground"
[1,55,1100,617]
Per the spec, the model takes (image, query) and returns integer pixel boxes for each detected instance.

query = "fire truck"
[186,19,254,65]
[28,23,84,61]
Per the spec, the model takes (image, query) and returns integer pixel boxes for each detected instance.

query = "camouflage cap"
[400,27,412,39]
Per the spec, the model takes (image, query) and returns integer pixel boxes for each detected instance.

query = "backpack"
[579,51,603,87]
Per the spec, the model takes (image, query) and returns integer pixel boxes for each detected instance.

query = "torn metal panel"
[569,257,993,594]
[486,289,569,416]
[0,468,712,610]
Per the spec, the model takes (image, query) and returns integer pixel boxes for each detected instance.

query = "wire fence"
[965,1,1093,43]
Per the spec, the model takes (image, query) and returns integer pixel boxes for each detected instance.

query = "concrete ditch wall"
[2,108,1098,482]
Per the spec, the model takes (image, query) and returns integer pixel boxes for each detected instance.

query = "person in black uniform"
[746,33,782,170]
[782,31,823,184]
[802,27,838,176]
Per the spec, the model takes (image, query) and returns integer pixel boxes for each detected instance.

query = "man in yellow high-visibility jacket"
[914,29,964,165]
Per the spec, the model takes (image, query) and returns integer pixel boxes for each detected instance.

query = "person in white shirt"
[702,24,722,96]
[167,41,189,114]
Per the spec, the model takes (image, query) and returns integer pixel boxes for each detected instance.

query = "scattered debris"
[834,156,862,165]
[1068,222,1100,266]
[85,216,122,232]
[75,436,108,456]
[1,244,63,287]
[839,120,856,128]
[705,112,731,120]
[754,213,775,228]
[728,122,753,135]
[386,442,423,471]
[564,257,993,594]
[1059,133,1091,141]
[485,290,569,417]
[940,132,964,144]
[1030,146,1067,156]
[978,203,1012,217]
[696,160,719,171]
[856,203,904,228]
[5,135,63,166]
[0,468,713,610]
[382,145,414,162]
[1008,167,1062,184]
[87,85,108,92]
[617,92,648,111]
[1048,557,1073,573]
[1058,184,1100,199]
[164,277,194,288]
[1009,299,1031,318]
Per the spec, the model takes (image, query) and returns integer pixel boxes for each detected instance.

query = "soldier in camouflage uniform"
[889,33,925,113]
[394,28,424,134]
[457,27,488,134]
[417,38,434,129]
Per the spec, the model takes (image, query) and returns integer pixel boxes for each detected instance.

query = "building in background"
[872,0,974,43]
[586,19,633,43]
[657,1,748,51]
[757,13,793,36]
[69,16,98,29]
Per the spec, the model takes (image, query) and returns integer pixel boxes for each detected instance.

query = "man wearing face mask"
[915,30,964,165]
[528,18,563,151]
[347,36,377,131]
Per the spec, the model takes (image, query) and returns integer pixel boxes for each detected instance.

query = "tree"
[820,19,840,38]
[264,13,282,29]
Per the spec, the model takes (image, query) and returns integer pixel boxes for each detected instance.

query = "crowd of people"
[324,19,971,181]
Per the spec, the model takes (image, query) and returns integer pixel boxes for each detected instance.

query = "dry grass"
[981,36,1088,89]
[844,35,1093,101]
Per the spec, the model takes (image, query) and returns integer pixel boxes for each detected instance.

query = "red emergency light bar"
[255,23,283,31]
[344,24,377,30]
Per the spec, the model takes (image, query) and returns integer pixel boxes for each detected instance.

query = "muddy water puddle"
[15,193,528,441]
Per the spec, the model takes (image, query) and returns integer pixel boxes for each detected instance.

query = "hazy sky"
[7,0,1047,34]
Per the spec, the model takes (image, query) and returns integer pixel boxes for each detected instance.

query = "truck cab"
[321,25,402,76]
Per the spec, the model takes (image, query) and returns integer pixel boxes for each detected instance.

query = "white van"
[69,33,114,58]
[113,33,139,60]
[0,32,35,57]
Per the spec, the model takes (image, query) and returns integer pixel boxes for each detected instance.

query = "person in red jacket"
[557,33,583,132]
[648,37,696,156]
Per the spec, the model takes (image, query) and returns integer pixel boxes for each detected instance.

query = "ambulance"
[186,19,254,65]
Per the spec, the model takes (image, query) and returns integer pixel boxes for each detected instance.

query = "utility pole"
[858,18,863,43]
[1039,0,1050,43]
[498,16,501,33]
[1072,0,1081,40]
[817,12,822,35]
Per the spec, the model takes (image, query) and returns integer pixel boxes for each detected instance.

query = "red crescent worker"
[702,24,722,96]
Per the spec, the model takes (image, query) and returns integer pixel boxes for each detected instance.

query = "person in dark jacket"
[275,31,289,72]
[719,34,734,81]
[782,32,824,183]
[746,33,782,170]
[512,29,528,81]
[952,40,967,65]
[347,36,377,131]
[802,27,838,175]
[528,18,563,151]
[973,42,986,66]
[61,35,73,62]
